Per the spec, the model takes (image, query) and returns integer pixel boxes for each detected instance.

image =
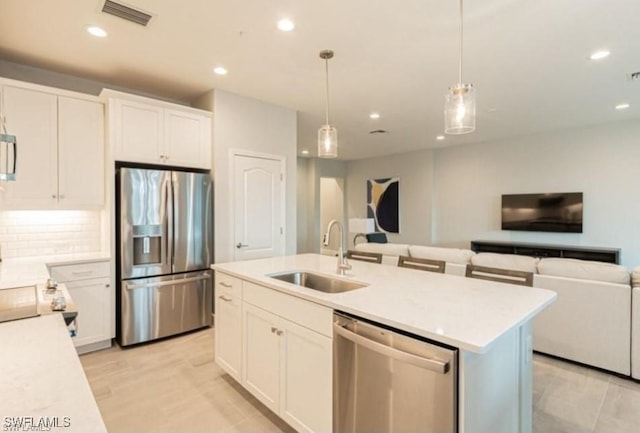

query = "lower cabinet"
[214,273,242,381]
[65,278,111,349]
[49,260,112,354]
[215,271,332,433]
[278,316,332,433]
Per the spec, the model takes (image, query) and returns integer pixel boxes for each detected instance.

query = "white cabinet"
[214,271,333,433]
[1,85,104,209]
[164,108,210,168]
[278,318,332,433]
[214,272,242,381]
[49,260,112,354]
[106,91,211,169]
[241,280,333,433]
[243,302,281,412]
[58,96,105,207]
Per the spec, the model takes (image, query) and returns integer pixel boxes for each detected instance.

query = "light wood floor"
[80,327,294,433]
[81,327,640,433]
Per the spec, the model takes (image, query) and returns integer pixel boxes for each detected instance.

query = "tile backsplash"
[0,210,102,258]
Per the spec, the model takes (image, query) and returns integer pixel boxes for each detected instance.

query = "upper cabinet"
[0,84,104,209]
[103,90,211,170]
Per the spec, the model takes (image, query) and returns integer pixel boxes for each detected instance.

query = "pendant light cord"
[324,58,330,125]
[458,0,463,85]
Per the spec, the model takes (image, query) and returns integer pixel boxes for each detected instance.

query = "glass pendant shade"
[317,124,338,158]
[444,84,476,134]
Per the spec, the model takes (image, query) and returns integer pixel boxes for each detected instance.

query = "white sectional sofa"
[353,243,475,275]
[632,268,640,380]
[533,258,631,376]
[353,242,635,377]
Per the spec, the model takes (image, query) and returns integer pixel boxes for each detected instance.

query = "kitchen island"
[212,253,557,433]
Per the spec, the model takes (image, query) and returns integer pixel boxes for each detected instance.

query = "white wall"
[346,150,435,246]
[432,120,640,268]
[296,158,310,253]
[320,178,344,254]
[195,89,297,263]
[298,158,347,254]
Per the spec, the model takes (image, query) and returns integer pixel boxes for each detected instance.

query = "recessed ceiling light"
[436,135,445,140]
[86,26,108,38]
[589,50,610,60]
[301,149,309,155]
[615,103,630,110]
[369,112,380,119]
[213,66,228,75]
[277,19,295,32]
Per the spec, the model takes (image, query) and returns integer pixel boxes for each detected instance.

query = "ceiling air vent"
[102,0,152,26]
[369,129,388,134]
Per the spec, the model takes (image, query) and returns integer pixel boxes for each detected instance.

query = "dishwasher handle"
[333,322,450,374]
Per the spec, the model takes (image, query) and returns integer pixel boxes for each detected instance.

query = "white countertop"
[0,314,107,433]
[213,253,557,353]
[0,252,110,289]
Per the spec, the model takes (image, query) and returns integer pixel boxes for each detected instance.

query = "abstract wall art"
[367,177,399,233]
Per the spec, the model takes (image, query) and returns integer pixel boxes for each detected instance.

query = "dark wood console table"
[470,240,620,264]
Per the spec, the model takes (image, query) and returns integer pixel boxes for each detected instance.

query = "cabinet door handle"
[271,327,278,334]
[59,194,65,199]
[51,194,57,199]
[276,330,283,336]
[219,282,232,288]
[72,270,94,276]
[218,295,232,302]
[236,243,249,249]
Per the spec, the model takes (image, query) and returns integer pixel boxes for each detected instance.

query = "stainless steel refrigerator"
[116,166,213,346]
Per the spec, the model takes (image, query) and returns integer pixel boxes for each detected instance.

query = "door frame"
[228,148,286,261]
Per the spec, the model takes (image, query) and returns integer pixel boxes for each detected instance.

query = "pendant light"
[444,0,476,134]
[318,49,338,158]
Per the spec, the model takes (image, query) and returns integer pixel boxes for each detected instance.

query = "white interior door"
[233,153,284,260]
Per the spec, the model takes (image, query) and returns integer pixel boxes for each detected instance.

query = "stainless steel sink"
[268,271,367,293]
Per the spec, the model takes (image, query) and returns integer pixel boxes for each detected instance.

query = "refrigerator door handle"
[125,274,211,291]
[165,174,174,272]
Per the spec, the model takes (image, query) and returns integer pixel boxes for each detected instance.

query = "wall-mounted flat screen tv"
[501,192,583,233]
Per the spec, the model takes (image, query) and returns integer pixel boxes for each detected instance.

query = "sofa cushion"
[354,243,409,257]
[538,258,630,285]
[471,253,539,273]
[631,266,640,287]
[409,245,475,265]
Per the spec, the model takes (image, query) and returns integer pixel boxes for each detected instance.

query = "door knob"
[236,243,248,249]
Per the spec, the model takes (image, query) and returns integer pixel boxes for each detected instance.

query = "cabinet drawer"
[243,281,332,337]
[216,272,242,304]
[49,260,110,282]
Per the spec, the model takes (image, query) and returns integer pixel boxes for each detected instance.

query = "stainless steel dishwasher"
[334,311,458,433]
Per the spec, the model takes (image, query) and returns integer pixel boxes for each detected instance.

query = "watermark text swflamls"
[3,416,71,432]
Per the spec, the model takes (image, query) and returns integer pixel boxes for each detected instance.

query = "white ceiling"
[0,0,638,160]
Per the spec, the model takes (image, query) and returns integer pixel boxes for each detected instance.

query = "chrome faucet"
[323,219,351,276]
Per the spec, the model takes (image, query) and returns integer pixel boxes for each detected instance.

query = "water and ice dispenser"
[132,224,162,266]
